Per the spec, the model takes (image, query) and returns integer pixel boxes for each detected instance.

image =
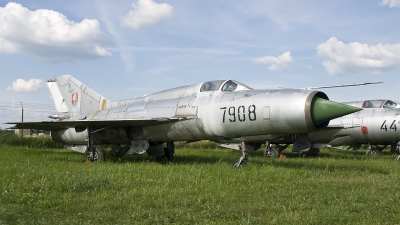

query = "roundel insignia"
[361,126,368,134]
[71,92,79,106]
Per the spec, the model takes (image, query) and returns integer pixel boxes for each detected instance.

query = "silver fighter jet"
[263,99,400,157]
[7,75,361,166]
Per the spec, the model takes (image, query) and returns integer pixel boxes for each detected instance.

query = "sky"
[1,0,400,108]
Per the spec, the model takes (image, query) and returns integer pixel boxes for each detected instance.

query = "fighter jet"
[262,99,400,157]
[7,75,361,167]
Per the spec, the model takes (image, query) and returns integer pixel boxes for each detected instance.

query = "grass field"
[1,144,400,224]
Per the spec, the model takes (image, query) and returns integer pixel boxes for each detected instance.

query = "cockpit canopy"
[200,80,252,92]
[362,100,399,109]
[344,99,400,109]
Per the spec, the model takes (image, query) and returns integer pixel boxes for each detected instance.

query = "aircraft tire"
[165,142,175,162]
[93,147,105,162]
[366,149,381,155]
[157,142,175,163]
[269,147,280,158]
[300,148,319,157]
[233,158,247,167]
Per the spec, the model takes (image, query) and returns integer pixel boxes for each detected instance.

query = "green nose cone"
[311,97,362,125]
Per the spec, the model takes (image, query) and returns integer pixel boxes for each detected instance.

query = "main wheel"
[366,149,381,155]
[268,147,280,158]
[91,147,105,162]
[164,142,175,162]
[300,148,320,157]
[157,142,175,163]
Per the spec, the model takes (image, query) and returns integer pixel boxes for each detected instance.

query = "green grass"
[1,145,400,224]
[0,131,63,149]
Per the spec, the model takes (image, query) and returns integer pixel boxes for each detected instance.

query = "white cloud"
[120,0,174,29]
[316,37,400,75]
[0,2,112,62]
[251,51,293,71]
[380,0,400,8]
[6,79,46,92]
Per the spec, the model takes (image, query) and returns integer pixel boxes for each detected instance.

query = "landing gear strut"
[390,143,397,154]
[157,142,175,162]
[366,143,386,155]
[233,142,248,168]
[164,142,175,161]
[232,142,261,167]
[264,141,273,157]
[85,126,105,162]
[394,142,400,161]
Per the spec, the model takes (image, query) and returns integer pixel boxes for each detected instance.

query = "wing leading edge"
[7,117,186,131]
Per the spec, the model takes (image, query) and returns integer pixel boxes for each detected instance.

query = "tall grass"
[1,144,400,224]
[0,130,63,149]
[0,130,221,150]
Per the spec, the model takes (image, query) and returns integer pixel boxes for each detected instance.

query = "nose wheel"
[233,154,248,168]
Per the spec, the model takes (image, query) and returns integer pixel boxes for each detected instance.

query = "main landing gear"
[85,127,105,162]
[393,142,400,161]
[156,142,175,163]
[86,147,105,162]
[366,143,387,155]
[264,141,289,158]
[264,140,321,158]
[366,143,400,155]
[300,148,320,157]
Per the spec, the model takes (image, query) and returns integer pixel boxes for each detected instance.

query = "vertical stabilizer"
[47,75,109,115]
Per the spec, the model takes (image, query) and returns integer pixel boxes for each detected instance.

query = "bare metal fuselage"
[312,108,400,146]
[270,107,400,150]
[52,83,325,146]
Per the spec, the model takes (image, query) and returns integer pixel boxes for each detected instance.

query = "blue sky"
[1,0,400,106]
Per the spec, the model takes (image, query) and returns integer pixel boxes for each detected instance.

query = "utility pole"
[20,102,23,146]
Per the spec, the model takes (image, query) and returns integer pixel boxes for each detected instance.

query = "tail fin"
[47,75,109,115]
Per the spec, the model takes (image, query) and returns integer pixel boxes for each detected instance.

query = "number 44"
[380,120,397,131]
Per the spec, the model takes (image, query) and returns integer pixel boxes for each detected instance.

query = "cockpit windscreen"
[200,80,225,92]
[383,100,398,108]
[200,80,252,92]
[363,100,384,108]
